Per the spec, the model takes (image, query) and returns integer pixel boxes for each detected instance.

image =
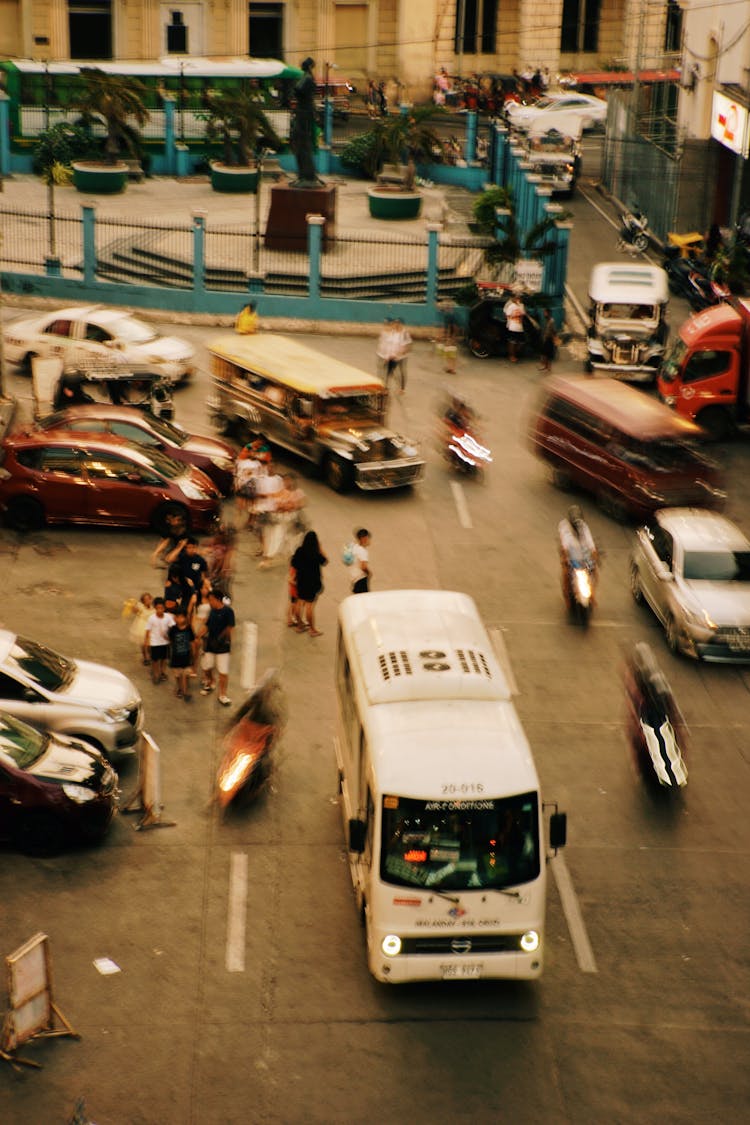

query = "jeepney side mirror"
[549,811,567,851]
[348,818,366,854]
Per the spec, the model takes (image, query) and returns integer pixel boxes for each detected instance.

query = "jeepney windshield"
[380,793,540,892]
[318,393,385,423]
[659,338,687,383]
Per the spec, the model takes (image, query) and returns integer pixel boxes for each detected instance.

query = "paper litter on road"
[93,957,121,975]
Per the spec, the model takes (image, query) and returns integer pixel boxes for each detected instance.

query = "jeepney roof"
[545,375,704,440]
[208,333,386,396]
[589,262,669,305]
[339,590,512,705]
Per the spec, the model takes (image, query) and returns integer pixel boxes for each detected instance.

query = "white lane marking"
[551,853,598,973]
[226,851,248,973]
[241,620,258,692]
[450,480,473,529]
[489,627,519,696]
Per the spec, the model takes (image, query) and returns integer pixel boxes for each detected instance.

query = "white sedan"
[3,305,195,384]
[506,93,608,133]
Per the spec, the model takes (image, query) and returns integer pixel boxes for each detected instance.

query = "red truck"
[657,298,750,440]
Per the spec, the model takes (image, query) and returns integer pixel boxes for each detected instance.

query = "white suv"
[0,630,143,758]
[630,508,750,661]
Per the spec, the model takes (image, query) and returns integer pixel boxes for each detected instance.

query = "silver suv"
[0,630,142,757]
[630,508,750,661]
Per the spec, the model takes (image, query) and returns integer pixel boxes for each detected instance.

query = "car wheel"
[630,563,644,604]
[550,466,572,490]
[20,351,39,377]
[14,811,67,857]
[597,488,629,524]
[324,455,352,493]
[468,337,491,359]
[6,496,45,532]
[665,615,681,655]
[151,501,190,537]
[696,406,732,443]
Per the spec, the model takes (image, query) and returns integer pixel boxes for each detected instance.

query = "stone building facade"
[0,0,678,102]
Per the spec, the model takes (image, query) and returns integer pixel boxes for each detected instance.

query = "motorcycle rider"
[624,642,688,789]
[558,505,598,608]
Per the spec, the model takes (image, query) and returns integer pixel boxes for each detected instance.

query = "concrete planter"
[72,161,128,194]
[210,163,259,193]
[367,189,422,220]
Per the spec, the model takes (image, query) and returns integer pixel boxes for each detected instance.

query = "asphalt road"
[1,203,749,1123]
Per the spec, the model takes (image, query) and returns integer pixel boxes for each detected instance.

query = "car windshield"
[7,636,76,692]
[319,393,384,422]
[133,446,185,478]
[380,792,540,892]
[683,549,750,582]
[533,98,555,109]
[106,317,157,345]
[0,712,48,769]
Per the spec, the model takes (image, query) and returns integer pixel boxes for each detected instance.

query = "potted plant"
[341,106,443,220]
[203,90,282,193]
[71,68,150,193]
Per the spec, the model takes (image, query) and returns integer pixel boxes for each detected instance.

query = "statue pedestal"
[264,183,337,251]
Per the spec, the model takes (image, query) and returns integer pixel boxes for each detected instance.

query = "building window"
[664,0,682,53]
[560,0,601,54]
[455,0,497,56]
[68,0,112,59]
[249,2,284,59]
[166,11,188,53]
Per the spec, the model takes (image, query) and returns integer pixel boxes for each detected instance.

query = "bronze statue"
[290,57,322,187]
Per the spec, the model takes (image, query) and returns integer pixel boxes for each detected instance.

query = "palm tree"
[75,68,150,165]
[203,90,282,166]
[341,105,444,181]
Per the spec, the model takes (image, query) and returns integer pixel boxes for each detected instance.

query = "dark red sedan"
[0,431,221,534]
[35,404,236,494]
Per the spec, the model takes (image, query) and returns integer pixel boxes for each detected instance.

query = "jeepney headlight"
[520,930,540,953]
[381,934,402,957]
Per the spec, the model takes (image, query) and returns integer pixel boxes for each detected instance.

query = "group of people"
[127,580,235,706]
[234,438,308,567]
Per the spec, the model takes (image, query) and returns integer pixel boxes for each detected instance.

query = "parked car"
[0,629,142,758]
[3,305,195,384]
[34,405,236,495]
[631,508,750,661]
[506,92,607,132]
[0,711,118,855]
[0,431,221,534]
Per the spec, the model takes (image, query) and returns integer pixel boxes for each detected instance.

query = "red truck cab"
[657,299,750,440]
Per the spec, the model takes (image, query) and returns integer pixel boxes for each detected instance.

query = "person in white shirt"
[349,528,372,593]
[376,320,412,392]
[144,598,176,685]
[504,292,526,363]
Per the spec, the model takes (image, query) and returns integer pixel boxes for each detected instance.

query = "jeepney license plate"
[441,963,483,980]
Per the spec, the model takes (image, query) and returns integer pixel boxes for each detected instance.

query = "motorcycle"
[215,670,286,810]
[663,253,731,311]
[617,210,650,254]
[439,395,493,477]
[624,643,688,792]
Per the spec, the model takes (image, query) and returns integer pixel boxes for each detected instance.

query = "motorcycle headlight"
[105,705,130,723]
[381,934,402,957]
[62,783,97,804]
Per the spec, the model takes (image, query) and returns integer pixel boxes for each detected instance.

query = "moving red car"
[0,431,221,534]
[34,404,236,494]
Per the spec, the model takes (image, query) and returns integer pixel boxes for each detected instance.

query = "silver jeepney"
[207,332,425,492]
